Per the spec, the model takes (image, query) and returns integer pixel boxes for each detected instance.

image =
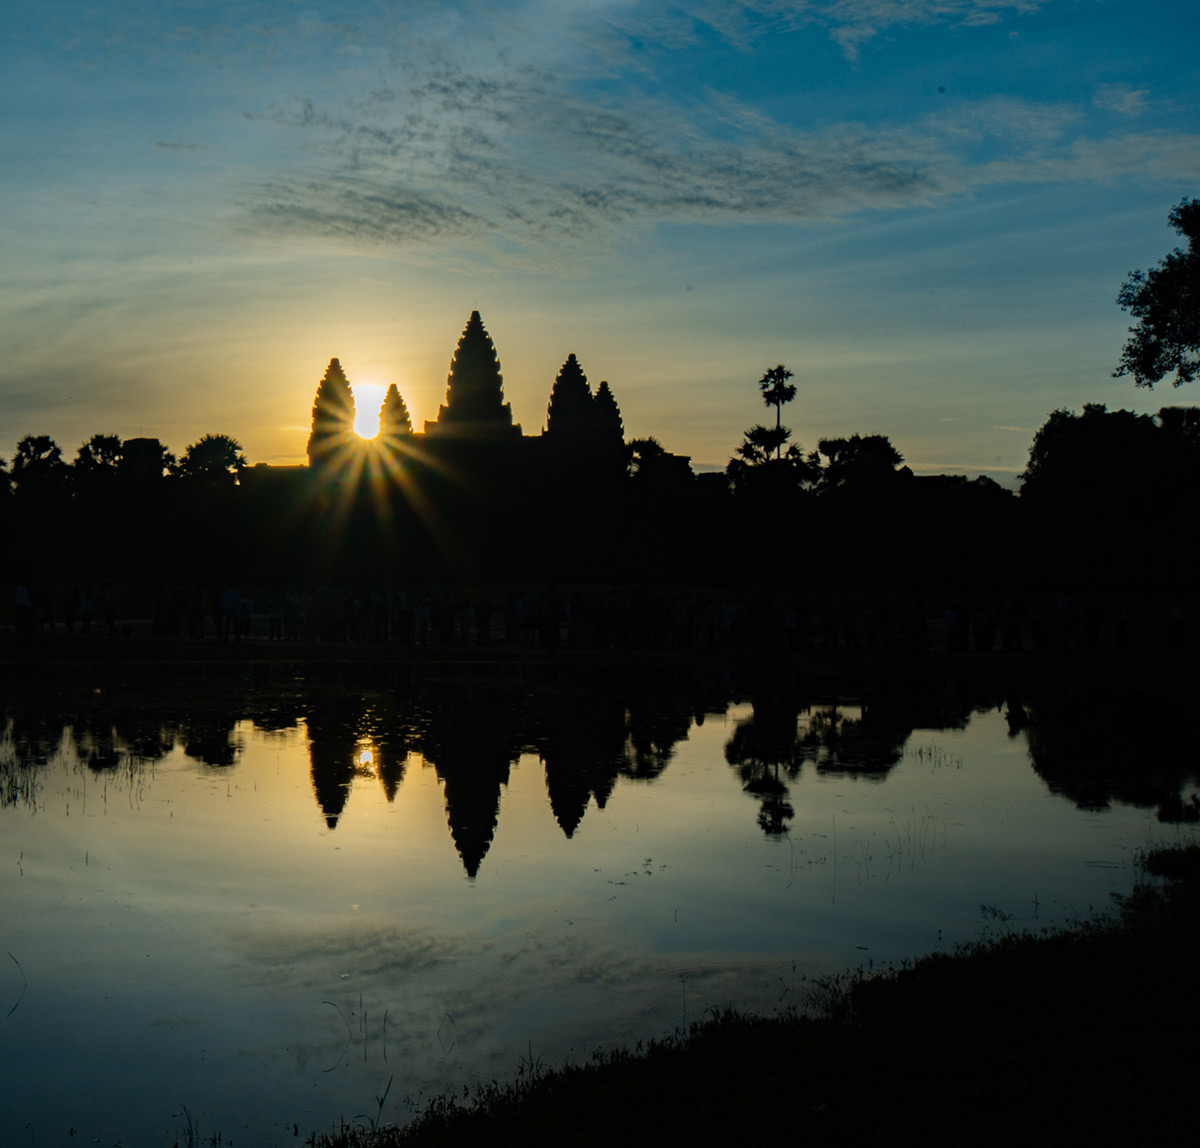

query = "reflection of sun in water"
[352,383,386,439]
[355,742,377,778]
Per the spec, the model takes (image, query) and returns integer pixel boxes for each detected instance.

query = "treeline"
[5,196,1197,594]
[1,399,1198,591]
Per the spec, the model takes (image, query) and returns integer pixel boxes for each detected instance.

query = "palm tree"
[174,434,247,485]
[626,436,667,478]
[758,365,796,458]
[11,435,68,498]
[735,424,793,466]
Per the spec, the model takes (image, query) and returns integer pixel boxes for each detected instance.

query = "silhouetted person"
[102,582,117,635]
[1169,601,1190,651]
[1056,591,1082,656]
[220,586,240,641]
[476,594,492,646]
[238,594,254,641]
[63,583,79,635]
[13,583,33,639]
[267,591,283,641]
[37,583,54,634]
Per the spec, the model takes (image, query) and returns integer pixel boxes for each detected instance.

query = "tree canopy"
[626,436,666,479]
[734,425,796,467]
[1115,197,1200,387]
[728,364,809,492]
[815,434,904,494]
[1020,403,1197,505]
[174,433,247,484]
[74,433,123,476]
[11,434,67,495]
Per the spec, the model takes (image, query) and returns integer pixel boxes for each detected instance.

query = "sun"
[352,383,387,439]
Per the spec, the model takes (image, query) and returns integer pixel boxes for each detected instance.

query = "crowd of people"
[9,579,1187,655]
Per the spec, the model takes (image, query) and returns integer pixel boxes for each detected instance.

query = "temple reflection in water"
[3,666,1197,877]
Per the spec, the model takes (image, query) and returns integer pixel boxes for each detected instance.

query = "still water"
[1,664,1197,1146]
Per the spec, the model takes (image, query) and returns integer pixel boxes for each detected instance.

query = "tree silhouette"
[1017,403,1195,584]
[725,425,812,496]
[73,433,123,478]
[723,686,821,836]
[1021,404,1162,503]
[174,434,246,484]
[727,364,809,495]
[1115,197,1200,387]
[11,435,67,496]
[734,424,796,466]
[70,434,122,520]
[626,436,667,478]
[10,437,69,555]
[758,364,796,458]
[307,357,357,468]
[815,434,903,493]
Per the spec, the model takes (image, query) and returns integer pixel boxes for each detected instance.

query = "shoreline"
[308,844,1200,1147]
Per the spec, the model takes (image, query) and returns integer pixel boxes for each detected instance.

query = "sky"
[2,1,1198,482]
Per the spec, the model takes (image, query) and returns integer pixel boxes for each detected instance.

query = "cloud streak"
[242,178,480,246]
[234,61,1200,257]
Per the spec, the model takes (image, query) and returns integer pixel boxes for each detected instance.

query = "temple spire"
[428,311,521,438]
[307,357,357,469]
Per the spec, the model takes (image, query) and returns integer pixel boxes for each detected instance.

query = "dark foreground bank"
[303,845,1199,1148]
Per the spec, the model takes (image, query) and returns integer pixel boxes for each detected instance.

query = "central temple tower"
[425,311,522,439]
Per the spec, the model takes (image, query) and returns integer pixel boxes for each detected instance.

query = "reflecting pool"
[1,665,1197,1146]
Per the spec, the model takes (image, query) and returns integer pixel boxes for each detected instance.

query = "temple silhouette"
[425,310,523,439]
[303,310,629,473]
[233,309,661,583]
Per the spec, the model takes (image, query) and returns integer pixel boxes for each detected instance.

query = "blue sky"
[2,1,1197,480]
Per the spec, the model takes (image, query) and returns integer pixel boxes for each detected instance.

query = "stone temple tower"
[426,311,522,439]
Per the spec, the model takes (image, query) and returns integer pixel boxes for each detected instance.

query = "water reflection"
[3,668,1199,860]
[1021,683,1200,822]
[722,678,986,834]
[3,665,1199,1147]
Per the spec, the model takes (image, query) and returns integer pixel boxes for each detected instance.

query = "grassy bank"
[308,845,1199,1147]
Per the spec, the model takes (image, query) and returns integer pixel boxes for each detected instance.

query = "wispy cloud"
[30,3,1055,82]
[234,62,1200,257]
[1093,82,1151,117]
[734,1,1049,60]
[241,178,479,246]
[926,96,1083,146]
[236,65,956,251]
[977,130,1200,186]
[583,2,1048,61]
